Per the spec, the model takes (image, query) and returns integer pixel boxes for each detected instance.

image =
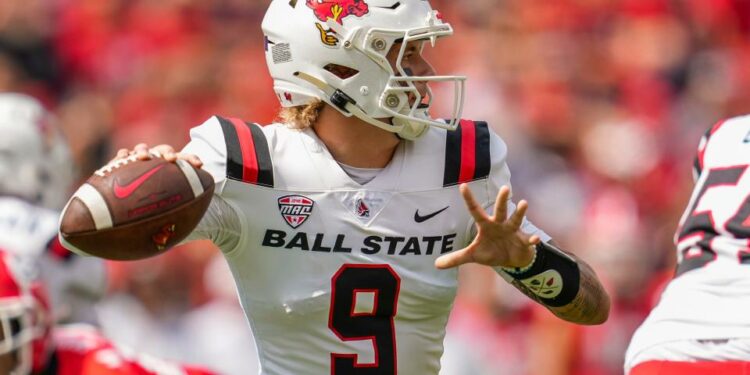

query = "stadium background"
[1,0,749,374]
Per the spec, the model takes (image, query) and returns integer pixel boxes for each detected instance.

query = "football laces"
[95,150,164,177]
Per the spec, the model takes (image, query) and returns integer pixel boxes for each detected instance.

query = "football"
[59,154,214,260]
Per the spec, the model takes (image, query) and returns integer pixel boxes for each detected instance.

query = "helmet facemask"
[368,25,466,138]
[0,298,40,375]
[0,252,52,375]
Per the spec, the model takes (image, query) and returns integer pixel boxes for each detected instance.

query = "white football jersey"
[626,115,750,371]
[0,196,107,324]
[183,116,549,375]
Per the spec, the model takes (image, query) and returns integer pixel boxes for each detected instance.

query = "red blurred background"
[2,0,749,374]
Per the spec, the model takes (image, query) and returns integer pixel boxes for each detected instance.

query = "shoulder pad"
[443,119,491,187]
[216,116,274,188]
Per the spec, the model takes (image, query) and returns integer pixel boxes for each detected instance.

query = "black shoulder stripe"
[215,116,274,187]
[693,155,702,177]
[216,116,245,182]
[443,122,463,187]
[473,121,491,181]
[443,120,492,187]
[248,122,274,187]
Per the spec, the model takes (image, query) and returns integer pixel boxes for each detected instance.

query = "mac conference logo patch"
[278,195,315,229]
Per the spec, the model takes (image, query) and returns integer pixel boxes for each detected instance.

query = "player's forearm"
[531,258,609,325]
[503,242,610,325]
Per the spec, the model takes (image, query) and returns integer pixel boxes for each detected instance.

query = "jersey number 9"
[329,264,401,374]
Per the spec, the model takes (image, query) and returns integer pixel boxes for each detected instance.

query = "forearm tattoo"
[506,246,610,325]
[546,260,610,324]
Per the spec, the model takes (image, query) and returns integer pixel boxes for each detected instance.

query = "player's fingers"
[528,234,541,246]
[149,144,176,161]
[507,199,529,229]
[133,143,150,160]
[115,148,129,159]
[492,186,511,222]
[178,153,203,168]
[109,148,130,164]
[460,184,488,224]
[435,246,475,269]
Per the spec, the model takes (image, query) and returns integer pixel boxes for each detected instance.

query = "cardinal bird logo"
[306,0,369,25]
[152,224,176,250]
[355,198,370,218]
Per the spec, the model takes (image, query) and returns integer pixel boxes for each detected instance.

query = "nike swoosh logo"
[414,206,449,223]
[113,164,165,199]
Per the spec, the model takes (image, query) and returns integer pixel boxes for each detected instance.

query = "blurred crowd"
[1,0,749,374]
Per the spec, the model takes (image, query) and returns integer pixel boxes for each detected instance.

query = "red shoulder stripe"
[229,117,259,184]
[709,119,727,136]
[458,119,477,184]
[698,119,727,173]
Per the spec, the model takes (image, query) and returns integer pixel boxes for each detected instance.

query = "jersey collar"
[300,128,406,190]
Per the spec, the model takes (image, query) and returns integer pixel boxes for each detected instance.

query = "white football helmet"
[262,0,466,139]
[0,93,74,210]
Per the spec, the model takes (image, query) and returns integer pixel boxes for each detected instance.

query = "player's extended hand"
[435,184,540,269]
[111,143,203,168]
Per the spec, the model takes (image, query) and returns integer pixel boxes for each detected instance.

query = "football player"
[625,116,750,374]
[0,249,215,375]
[0,93,107,324]
[93,1,610,373]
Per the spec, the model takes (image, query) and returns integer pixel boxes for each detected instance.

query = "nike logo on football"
[414,206,449,223]
[113,164,165,199]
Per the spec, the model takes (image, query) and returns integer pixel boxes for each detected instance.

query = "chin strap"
[294,71,428,140]
[392,117,428,140]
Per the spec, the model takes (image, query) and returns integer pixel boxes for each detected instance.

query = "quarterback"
[102,0,610,373]
[625,116,750,375]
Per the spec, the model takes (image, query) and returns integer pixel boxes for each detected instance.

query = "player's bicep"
[185,195,240,252]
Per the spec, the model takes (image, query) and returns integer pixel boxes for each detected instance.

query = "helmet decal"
[306,0,369,25]
[266,36,294,65]
[315,22,340,47]
[307,0,370,47]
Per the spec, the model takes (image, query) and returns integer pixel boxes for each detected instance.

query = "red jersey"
[47,325,215,375]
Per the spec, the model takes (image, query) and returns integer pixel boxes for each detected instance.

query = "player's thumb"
[434,249,471,270]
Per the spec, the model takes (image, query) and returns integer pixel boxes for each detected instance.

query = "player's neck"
[312,105,400,169]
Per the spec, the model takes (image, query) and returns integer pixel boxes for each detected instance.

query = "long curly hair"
[277,100,325,129]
